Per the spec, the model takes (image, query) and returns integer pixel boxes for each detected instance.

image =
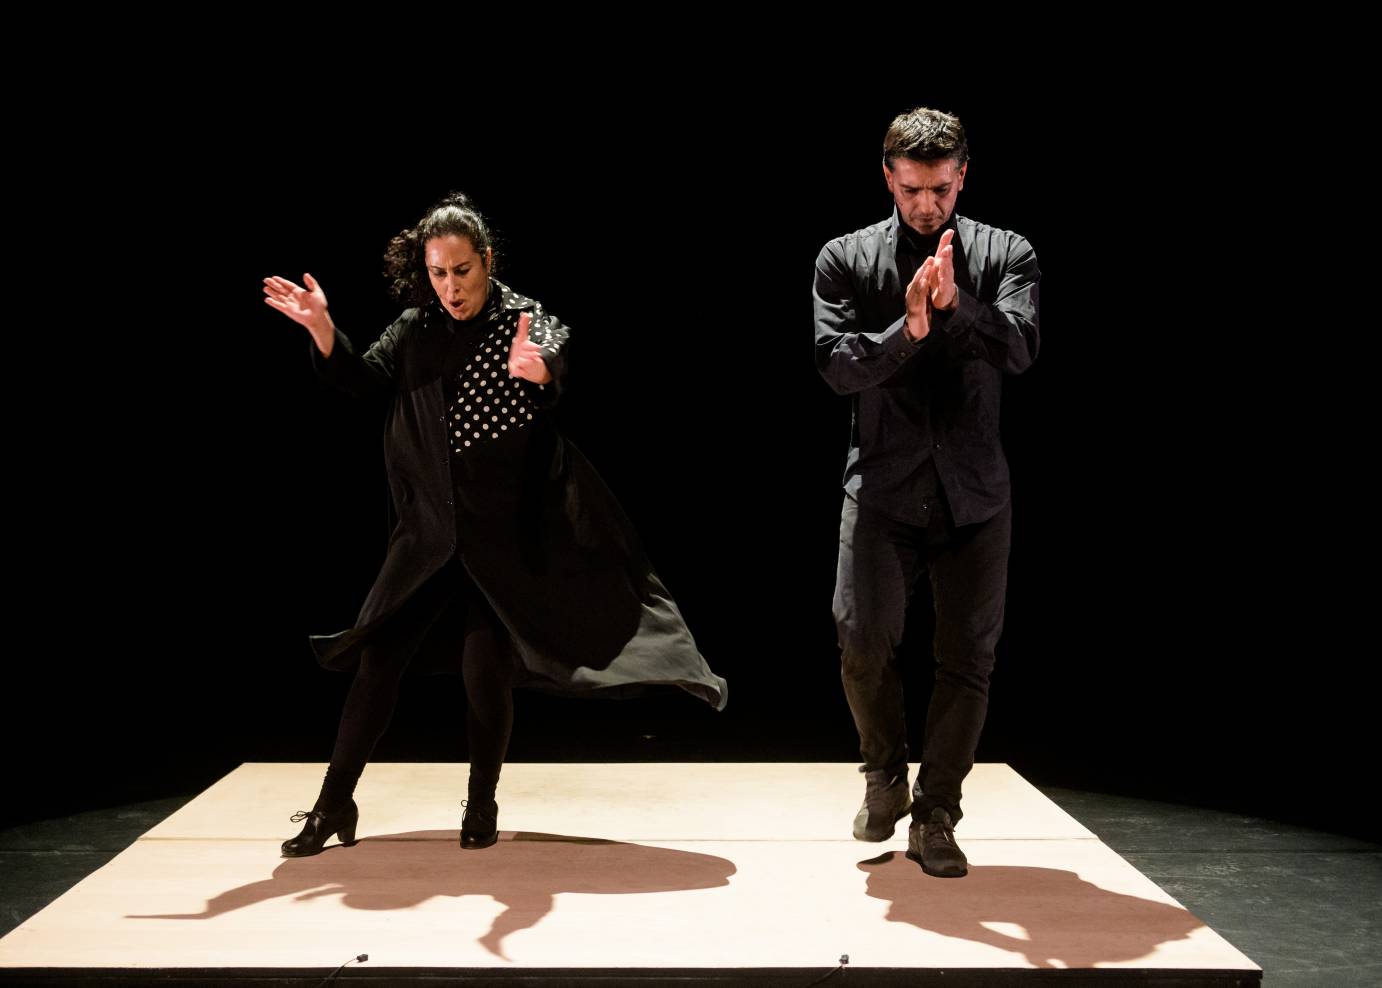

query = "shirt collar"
[491,278,537,312]
[888,206,959,256]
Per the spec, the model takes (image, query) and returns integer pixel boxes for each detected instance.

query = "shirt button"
[934,442,942,450]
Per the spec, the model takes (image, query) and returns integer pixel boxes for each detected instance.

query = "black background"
[11,76,1373,840]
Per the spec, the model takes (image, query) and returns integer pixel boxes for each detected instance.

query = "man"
[813,107,1040,878]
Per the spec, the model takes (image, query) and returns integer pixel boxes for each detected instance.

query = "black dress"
[307,278,727,711]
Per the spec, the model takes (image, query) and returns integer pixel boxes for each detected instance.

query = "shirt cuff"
[885,313,927,360]
[933,288,975,337]
[308,329,348,373]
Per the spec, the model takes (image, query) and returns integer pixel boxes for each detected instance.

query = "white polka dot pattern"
[447,283,565,457]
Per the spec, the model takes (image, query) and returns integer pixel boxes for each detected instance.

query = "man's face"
[883,156,966,237]
[426,234,491,320]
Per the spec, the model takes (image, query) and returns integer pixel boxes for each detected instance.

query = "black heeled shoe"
[281,798,360,857]
[460,797,498,850]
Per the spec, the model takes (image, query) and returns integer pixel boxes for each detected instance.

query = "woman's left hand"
[507,312,553,384]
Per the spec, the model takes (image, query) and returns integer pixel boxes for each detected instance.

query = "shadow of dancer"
[128,831,734,960]
[858,851,1203,969]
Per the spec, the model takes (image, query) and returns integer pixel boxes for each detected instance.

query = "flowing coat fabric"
[305,279,727,710]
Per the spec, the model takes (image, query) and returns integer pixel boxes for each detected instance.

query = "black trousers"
[315,556,515,812]
[833,492,1012,825]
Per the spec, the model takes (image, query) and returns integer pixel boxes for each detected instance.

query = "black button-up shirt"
[813,208,1040,527]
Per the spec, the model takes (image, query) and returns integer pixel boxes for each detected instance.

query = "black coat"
[305,279,726,711]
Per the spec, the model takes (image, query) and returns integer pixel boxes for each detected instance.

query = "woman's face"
[425,234,492,320]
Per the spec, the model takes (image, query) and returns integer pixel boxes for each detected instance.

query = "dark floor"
[1,783,1378,986]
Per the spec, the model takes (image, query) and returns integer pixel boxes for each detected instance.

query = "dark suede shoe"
[460,797,498,850]
[852,769,911,841]
[280,798,359,858]
[907,806,968,877]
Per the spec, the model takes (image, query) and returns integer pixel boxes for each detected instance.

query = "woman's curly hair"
[382,192,500,306]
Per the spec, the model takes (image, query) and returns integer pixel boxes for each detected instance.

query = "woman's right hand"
[263,272,336,356]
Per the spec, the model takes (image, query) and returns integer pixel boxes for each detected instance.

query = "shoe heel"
[338,804,359,846]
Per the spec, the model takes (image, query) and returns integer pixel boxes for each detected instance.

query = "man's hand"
[929,229,958,311]
[507,312,552,384]
[905,257,935,342]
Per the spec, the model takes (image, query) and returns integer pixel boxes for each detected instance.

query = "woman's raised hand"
[263,272,336,355]
[507,312,552,384]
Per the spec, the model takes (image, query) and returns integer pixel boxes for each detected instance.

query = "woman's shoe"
[281,798,360,857]
[460,797,498,849]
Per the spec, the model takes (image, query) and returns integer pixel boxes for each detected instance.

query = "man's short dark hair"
[883,107,968,170]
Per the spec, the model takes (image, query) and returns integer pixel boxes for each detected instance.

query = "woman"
[263,193,726,857]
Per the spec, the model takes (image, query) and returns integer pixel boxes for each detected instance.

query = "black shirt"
[813,208,1040,527]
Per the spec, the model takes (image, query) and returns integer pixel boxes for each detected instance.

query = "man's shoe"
[907,806,968,877]
[280,798,359,858]
[460,797,498,850]
[852,769,911,841]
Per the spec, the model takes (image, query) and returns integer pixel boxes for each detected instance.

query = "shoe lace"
[461,798,497,821]
[924,818,957,848]
[289,810,313,823]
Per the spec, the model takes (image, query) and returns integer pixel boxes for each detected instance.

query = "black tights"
[314,559,515,812]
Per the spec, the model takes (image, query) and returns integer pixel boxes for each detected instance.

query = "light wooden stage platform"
[0,763,1260,986]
